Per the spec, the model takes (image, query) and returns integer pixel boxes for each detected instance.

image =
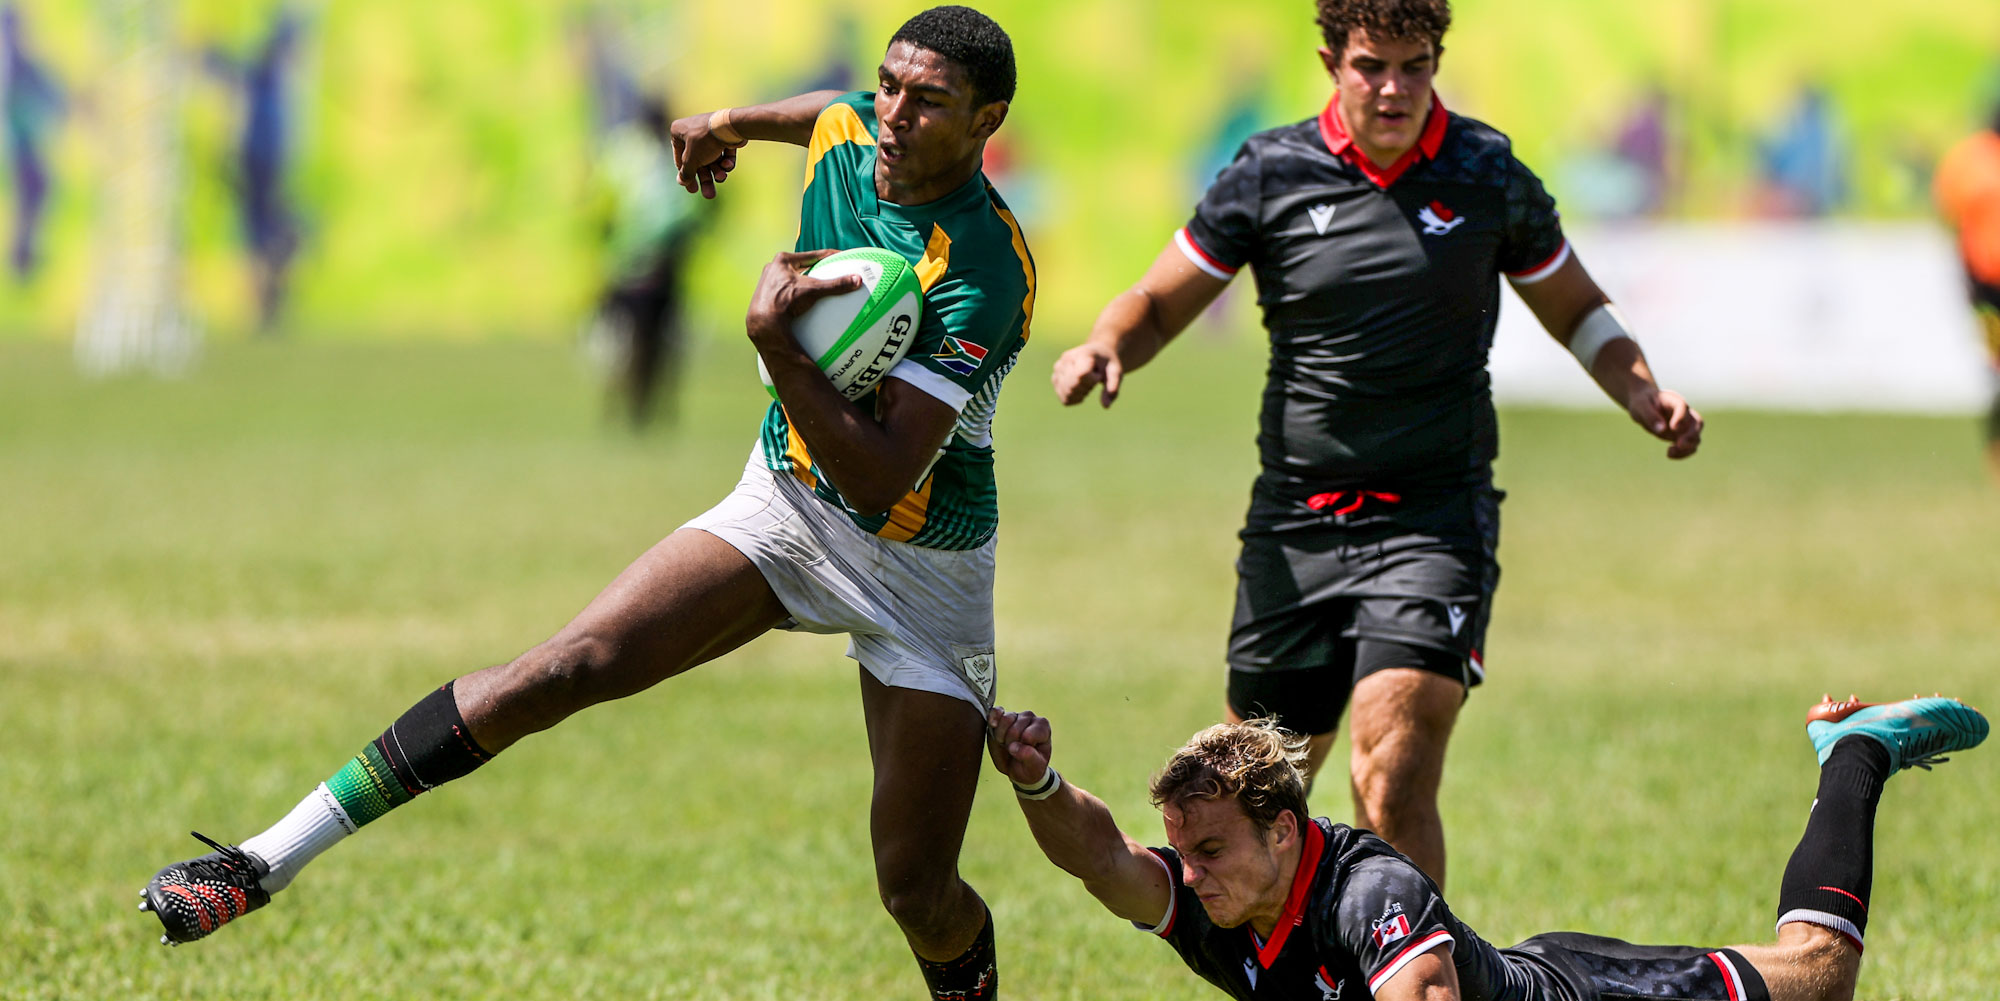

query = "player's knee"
[1350,745,1439,823]
[1774,923,1861,999]
[510,631,625,709]
[1776,916,1864,996]
[877,876,960,943]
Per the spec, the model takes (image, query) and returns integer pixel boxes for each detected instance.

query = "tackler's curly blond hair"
[1149,719,1311,834]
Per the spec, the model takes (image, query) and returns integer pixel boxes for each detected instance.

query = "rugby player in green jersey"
[139,9,1031,998]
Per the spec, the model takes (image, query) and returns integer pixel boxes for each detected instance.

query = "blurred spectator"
[576,12,644,140]
[587,97,709,429]
[795,12,862,95]
[1193,73,1267,198]
[1613,86,1672,214]
[3,1,62,283]
[1753,84,1848,217]
[1559,86,1673,219]
[206,8,305,332]
[1187,72,1266,327]
[1933,102,2000,477]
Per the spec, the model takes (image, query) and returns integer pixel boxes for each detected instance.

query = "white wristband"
[1567,303,1635,371]
[1013,768,1062,801]
[707,108,746,147]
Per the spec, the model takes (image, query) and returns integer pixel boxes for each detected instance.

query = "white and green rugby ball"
[759,247,923,401]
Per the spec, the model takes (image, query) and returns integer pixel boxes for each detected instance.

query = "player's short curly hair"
[1150,719,1310,835]
[1314,0,1452,60]
[890,5,1016,107]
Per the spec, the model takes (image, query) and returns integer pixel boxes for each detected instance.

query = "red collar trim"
[1252,819,1325,968]
[1317,91,1449,188]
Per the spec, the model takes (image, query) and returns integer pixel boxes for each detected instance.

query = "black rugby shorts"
[1225,485,1501,735]
[1507,933,1771,1001]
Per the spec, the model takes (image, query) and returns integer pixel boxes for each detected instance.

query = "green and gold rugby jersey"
[759,91,1035,551]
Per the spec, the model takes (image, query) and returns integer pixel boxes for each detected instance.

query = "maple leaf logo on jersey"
[1417,200,1465,236]
[932,336,989,376]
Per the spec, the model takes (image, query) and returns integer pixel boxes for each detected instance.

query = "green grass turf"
[2,335,1994,999]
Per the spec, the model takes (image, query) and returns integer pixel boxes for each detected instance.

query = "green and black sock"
[241,681,493,891]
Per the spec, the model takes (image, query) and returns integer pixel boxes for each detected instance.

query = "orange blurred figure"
[1934,109,2000,478]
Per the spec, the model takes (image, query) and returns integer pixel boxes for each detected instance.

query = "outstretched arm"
[985,708,1176,925]
[669,89,847,198]
[1511,253,1702,459]
[1051,241,1228,408]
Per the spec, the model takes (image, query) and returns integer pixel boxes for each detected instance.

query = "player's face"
[1162,797,1297,932]
[874,41,1006,204]
[1320,29,1439,166]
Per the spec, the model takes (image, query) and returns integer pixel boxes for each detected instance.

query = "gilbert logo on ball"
[760,247,924,401]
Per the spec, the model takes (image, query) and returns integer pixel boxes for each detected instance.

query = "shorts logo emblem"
[1308,203,1337,235]
[1418,200,1465,236]
[960,652,996,702]
[1447,604,1468,636]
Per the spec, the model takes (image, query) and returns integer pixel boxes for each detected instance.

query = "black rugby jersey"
[1178,95,1568,499]
[1137,818,1561,1000]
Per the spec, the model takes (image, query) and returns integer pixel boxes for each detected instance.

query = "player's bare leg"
[1721,923,1859,1001]
[455,528,788,751]
[1301,730,1340,792]
[1346,667,1462,887]
[140,528,789,944]
[860,672,997,999]
[1709,695,1988,1001]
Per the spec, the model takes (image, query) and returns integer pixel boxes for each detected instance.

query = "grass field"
[3,334,1995,1000]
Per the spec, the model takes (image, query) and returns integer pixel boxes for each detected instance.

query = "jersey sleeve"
[1324,855,1455,996]
[1178,142,1262,281]
[1131,847,1201,945]
[885,269,1023,413]
[1497,151,1570,283]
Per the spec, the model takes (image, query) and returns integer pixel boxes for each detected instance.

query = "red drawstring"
[1305,490,1402,516]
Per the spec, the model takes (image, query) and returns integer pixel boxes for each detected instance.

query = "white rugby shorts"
[681,449,997,712]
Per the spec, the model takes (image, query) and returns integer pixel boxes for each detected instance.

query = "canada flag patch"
[932,335,989,376]
[1370,913,1412,949]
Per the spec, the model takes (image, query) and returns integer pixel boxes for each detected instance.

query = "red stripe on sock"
[1817,885,1867,910]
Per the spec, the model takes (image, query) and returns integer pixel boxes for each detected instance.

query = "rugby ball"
[759,247,923,400]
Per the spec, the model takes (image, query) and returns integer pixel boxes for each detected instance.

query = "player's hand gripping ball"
[758,247,923,400]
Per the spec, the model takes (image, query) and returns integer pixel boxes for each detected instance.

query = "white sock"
[239,783,358,893]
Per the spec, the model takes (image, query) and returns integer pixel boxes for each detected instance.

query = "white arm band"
[1567,303,1636,371]
[1013,768,1063,801]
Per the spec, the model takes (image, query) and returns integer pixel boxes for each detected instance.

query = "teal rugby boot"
[1807,694,1988,772]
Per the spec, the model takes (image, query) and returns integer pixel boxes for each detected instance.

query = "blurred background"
[8,5,2000,998]
[3,0,1998,411]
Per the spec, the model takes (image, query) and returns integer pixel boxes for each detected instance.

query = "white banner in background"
[1491,222,1994,413]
